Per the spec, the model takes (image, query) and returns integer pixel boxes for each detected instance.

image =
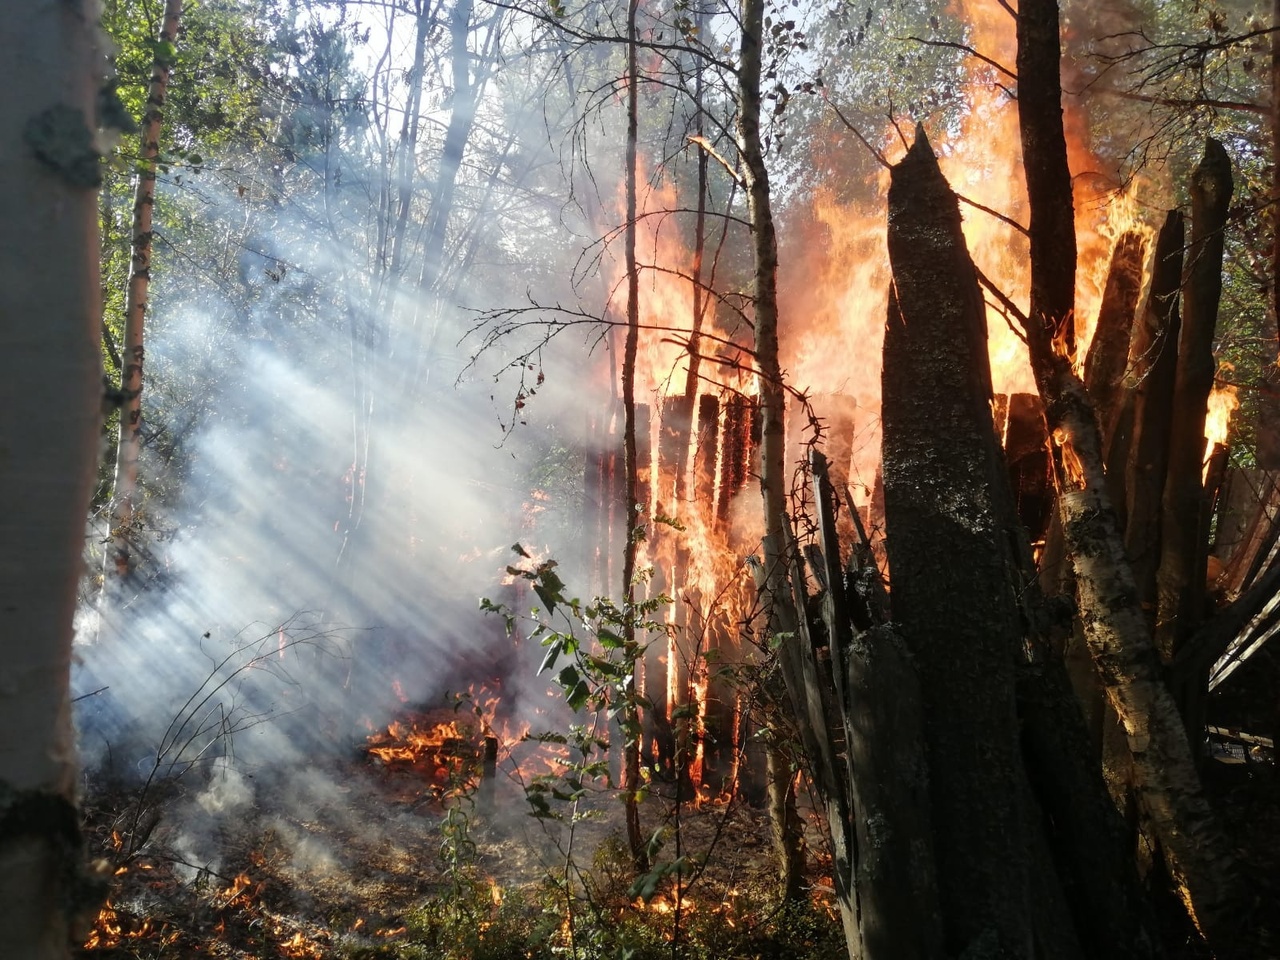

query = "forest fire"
[83,903,178,951]
[44,0,1280,955]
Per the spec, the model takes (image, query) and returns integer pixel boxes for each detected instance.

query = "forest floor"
[73,677,1278,960]
[74,704,846,960]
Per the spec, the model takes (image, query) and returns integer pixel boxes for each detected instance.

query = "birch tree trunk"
[106,0,183,583]
[1016,2,1244,945]
[0,3,105,955]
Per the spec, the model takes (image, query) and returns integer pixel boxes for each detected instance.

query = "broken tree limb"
[1156,139,1234,662]
[1085,230,1148,453]
[1123,211,1185,618]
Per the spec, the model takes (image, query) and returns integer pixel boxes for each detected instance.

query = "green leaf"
[597,627,624,649]
[566,679,591,712]
[537,639,563,676]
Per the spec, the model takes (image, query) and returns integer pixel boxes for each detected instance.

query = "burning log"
[480,735,498,809]
[658,394,694,512]
[1156,140,1234,665]
[636,402,652,527]
[584,409,620,596]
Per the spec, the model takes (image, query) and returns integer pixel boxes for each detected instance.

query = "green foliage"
[345,877,846,960]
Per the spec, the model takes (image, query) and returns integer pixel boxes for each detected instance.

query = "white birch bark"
[0,2,104,955]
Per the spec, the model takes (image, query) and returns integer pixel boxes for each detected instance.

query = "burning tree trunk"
[0,3,106,953]
[1015,4,1245,947]
[105,0,183,584]
[882,128,1039,956]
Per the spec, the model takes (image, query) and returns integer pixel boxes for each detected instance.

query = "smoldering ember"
[5,0,1280,957]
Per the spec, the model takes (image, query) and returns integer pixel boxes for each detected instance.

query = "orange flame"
[1204,383,1239,479]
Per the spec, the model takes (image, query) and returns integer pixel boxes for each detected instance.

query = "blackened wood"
[883,127,1038,956]
[695,394,719,510]
[1018,0,1078,359]
[810,450,941,960]
[1005,393,1054,543]
[1123,211,1185,618]
[659,394,694,512]
[1157,140,1233,662]
[700,606,736,796]
[1016,662,1162,958]
[717,395,751,525]
[635,402,652,528]
[480,735,498,810]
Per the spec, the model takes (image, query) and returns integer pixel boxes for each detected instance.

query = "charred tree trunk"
[1017,0,1077,360]
[883,128,1040,958]
[1155,140,1233,665]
